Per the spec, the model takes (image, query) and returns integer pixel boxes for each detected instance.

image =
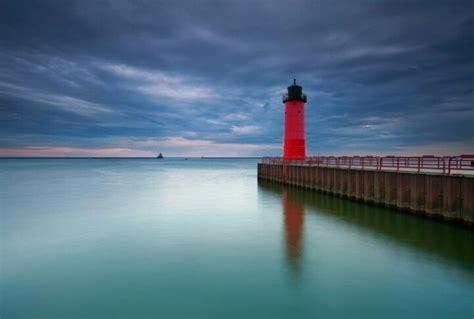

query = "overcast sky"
[1,0,473,157]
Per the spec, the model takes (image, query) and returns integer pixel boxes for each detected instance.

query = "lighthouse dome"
[283,79,307,103]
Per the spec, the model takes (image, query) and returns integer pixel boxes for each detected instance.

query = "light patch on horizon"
[0,147,154,157]
[313,141,474,157]
[135,136,279,157]
[0,136,280,157]
[4,140,471,158]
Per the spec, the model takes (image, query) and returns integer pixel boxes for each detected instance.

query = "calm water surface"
[1,158,473,318]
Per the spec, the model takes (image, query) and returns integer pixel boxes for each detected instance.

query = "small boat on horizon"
[157,153,164,159]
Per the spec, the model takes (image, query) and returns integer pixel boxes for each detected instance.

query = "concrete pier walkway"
[258,162,474,225]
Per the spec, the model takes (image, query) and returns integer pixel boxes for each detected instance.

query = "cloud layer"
[1,0,473,156]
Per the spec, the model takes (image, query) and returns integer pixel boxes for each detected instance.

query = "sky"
[1,0,473,157]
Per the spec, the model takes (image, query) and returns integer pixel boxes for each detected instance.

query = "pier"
[258,155,474,225]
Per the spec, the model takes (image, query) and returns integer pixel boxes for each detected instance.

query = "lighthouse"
[282,79,307,160]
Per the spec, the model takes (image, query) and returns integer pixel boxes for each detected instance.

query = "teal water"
[1,158,473,318]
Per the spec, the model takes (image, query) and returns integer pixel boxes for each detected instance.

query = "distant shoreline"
[0,157,263,159]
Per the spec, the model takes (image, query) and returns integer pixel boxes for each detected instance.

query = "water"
[1,158,473,318]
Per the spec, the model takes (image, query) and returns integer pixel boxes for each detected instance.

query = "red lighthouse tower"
[283,79,307,160]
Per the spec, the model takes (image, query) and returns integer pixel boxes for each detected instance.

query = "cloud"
[230,125,263,135]
[1,1,473,155]
[0,82,112,117]
[98,63,213,101]
[222,113,249,121]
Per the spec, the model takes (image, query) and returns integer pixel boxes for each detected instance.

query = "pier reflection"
[258,180,474,276]
[282,188,304,274]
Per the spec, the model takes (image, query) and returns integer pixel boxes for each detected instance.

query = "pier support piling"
[258,163,473,225]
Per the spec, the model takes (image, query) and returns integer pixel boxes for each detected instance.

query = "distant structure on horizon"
[157,152,163,159]
[282,79,307,160]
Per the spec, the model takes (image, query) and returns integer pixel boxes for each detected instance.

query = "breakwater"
[257,163,474,225]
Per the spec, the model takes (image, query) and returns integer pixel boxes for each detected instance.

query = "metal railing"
[261,154,474,175]
[282,93,307,103]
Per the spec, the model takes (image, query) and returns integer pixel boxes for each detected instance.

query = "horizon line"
[0,156,264,159]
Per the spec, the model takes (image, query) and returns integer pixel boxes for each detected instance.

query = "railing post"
[260,154,471,175]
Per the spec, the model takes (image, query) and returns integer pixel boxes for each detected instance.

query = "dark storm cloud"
[1,0,473,156]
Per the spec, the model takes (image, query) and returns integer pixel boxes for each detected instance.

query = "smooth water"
[1,158,473,318]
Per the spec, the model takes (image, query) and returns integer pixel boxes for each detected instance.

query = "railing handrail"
[260,155,474,175]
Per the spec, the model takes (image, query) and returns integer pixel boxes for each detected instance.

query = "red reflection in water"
[282,189,304,271]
